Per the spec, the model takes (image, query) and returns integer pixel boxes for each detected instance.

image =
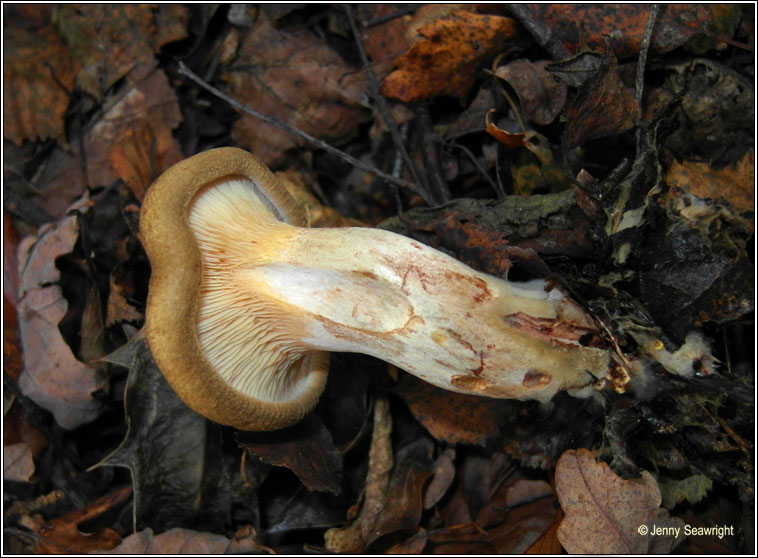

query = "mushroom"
[140,147,611,430]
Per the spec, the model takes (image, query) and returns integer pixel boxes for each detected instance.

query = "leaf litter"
[3,4,754,555]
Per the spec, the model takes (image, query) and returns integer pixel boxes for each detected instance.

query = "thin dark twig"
[447,142,503,199]
[635,4,661,152]
[177,62,430,201]
[361,5,418,28]
[344,5,432,204]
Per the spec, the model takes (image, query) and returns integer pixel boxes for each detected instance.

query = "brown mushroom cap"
[139,147,329,430]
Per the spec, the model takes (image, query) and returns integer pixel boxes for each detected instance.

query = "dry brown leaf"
[397,373,502,446]
[381,8,517,102]
[423,447,456,509]
[238,413,342,494]
[3,442,35,482]
[526,508,564,554]
[31,486,130,554]
[53,4,188,99]
[4,211,23,383]
[3,24,79,145]
[555,448,683,554]
[93,525,273,555]
[226,11,370,165]
[494,60,567,126]
[17,205,106,429]
[563,54,639,149]
[32,69,183,221]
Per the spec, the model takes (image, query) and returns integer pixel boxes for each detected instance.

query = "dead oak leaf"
[555,448,684,554]
[381,9,517,102]
[3,24,79,145]
[17,206,107,430]
[53,4,188,99]
[225,11,370,166]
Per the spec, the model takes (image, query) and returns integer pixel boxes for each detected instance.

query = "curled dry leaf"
[16,205,107,430]
[381,7,517,102]
[555,448,684,554]
[494,60,567,126]
[563,54,639,149]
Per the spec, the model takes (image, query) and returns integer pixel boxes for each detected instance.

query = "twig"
[343,5,433,204]
[360,6,417,28]
[447,142,503,199]
[505,4,571,60]
[635,4,661,152]
[177,62,431,203]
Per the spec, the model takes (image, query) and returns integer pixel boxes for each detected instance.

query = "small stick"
[177,62,431,203]
[635,4,661,151]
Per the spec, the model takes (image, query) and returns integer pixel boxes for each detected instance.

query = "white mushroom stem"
[190,178,610,403]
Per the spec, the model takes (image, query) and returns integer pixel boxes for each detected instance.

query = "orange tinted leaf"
[397,374,502,446]
[664,151,754,232]
[3,25,78,145]
[526,508,564,554]
[527,4,717,59]
[382,9,517,102]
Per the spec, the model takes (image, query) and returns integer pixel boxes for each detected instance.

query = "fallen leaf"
[664,150,754,233]
[563,53,639,149]
[555,448,683,554]
[31,485,130,554]
[4,212,23,384]
[382,8,517,102]
[658,474,713,509]
[526,4,720,59]
[3,24,79,145]
[93,525,272,555]
[238,413,343,494]
[32,69,183,221]
[526,508,564,554]
[495,60,567,125]
[396,373,502,446]
[16,204,107,429]
[225,11,370,165]
[53,4,188,99]
[4,443,35,482]
[423,447,456,509]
